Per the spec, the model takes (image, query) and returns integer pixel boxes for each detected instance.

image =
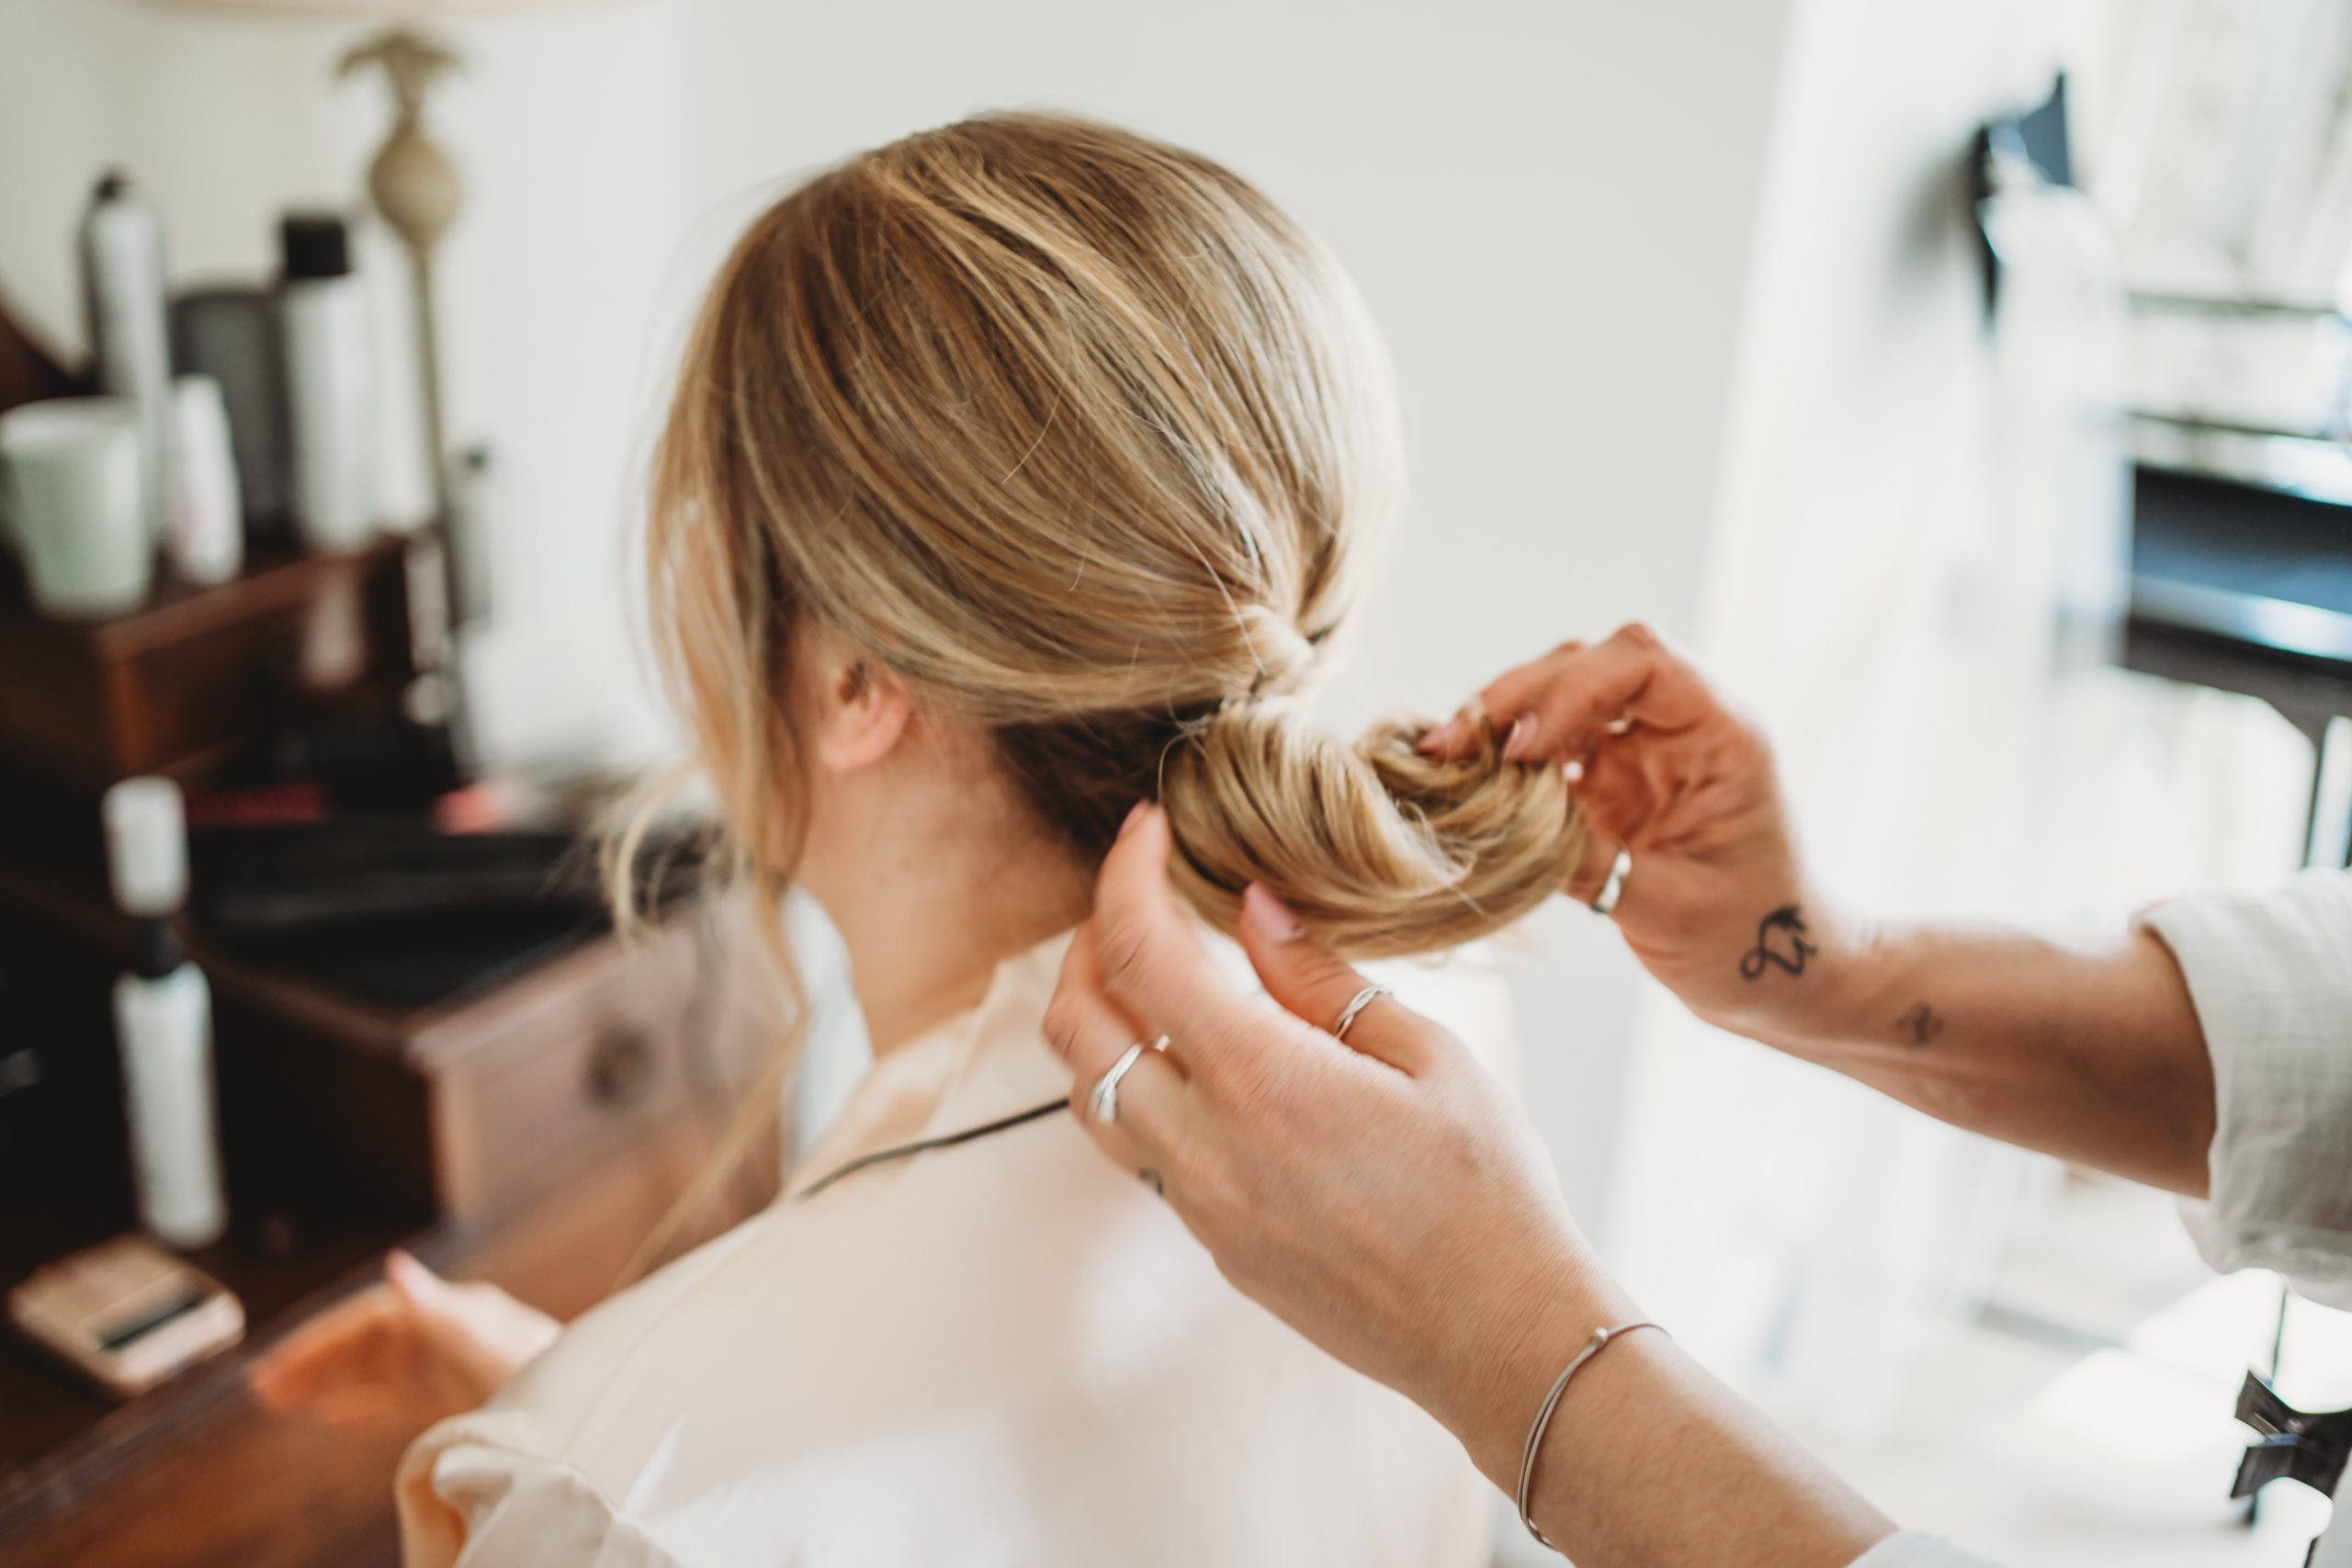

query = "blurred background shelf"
[0,536,414,790]
[0,854,775,1568]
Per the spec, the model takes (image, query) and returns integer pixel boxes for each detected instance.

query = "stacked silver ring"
[1089,1034,1168,1125]
[1331,984,1392,1042]
[1589,845,1633,917]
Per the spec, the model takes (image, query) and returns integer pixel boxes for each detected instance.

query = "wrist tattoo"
[1738,904,1817,980]
[1896,1001,1944,1047]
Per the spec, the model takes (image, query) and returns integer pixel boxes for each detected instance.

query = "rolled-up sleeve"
[1849,1532,2004,1566]
[2138,870,2352,1307]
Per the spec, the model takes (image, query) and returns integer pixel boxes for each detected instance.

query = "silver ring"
[1589,845,1633,917]
[1090,1043,1148,1124]
[1331,984,1392,1041]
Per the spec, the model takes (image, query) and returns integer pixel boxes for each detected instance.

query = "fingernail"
[1119,801,1152,839]
[1502,714,1537,761]
[1242,882,1304,941]
[1416,717,1457,756]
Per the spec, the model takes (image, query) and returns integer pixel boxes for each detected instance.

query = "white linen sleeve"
[1848,1530,2006,1567]
[2138,869,2352,1307]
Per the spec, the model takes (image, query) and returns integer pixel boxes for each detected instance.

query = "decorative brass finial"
[339,28,461,123]
[336,24,469,507]
[339,27,464,257]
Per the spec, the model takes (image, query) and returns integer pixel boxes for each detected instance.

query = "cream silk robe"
[397,931,1507,1567]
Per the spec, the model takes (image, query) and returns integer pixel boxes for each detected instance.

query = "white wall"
[0,0,1797,1217]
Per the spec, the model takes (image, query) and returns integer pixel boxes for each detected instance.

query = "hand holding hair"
[1044,804,1893,1566]
[1418,621,1862,1042]
[1422,625,2214,1195]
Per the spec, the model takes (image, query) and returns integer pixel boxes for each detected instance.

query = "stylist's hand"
[1046,807,1899,1567]
[250,1251,559,1429]
[1044,806,1628,1486]
[1420,622,1860,1038]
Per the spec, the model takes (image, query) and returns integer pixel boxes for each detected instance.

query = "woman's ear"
[809,644,915,774]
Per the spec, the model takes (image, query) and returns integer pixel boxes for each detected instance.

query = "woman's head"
[641,112,1580,959]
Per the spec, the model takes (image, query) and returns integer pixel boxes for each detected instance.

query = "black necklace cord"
[791,1098,1072,1202]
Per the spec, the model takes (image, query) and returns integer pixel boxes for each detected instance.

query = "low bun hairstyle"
[1162,702,1581,959]
[627,111,1583,964]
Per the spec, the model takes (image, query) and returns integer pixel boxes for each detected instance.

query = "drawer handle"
[586,1028,655,1107]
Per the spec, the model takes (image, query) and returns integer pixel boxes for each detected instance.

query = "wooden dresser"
[0,295,785,1565]
[0,865,780,1568]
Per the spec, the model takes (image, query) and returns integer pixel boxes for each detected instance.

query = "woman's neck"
[814,807,1094,1058]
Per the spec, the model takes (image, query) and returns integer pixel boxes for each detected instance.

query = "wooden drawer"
[0,863,784,1568]
[0,540,413,791]
[417,912,774,1223]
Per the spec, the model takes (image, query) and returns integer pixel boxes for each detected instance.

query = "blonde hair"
[611,114,1581,1255]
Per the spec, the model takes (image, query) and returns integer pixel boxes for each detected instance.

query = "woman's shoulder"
[394,1215,780,1566]
[394,926,1498,1564]
[400,1218,772,1475]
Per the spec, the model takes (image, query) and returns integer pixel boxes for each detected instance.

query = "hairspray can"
[79,171,175,547]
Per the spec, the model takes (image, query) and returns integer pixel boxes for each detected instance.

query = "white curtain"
[1597,0,2315,1440]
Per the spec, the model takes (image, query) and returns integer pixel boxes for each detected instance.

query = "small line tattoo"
[1738,904,1818,981]
[1896,1003,1944,1047]
[1138,1168,1164,1198]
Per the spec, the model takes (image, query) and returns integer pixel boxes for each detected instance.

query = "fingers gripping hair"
[1233,888,1445,1077]
[1480,622,1720,761]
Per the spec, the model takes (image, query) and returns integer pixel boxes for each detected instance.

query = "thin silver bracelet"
[1514,1319,1668,1551]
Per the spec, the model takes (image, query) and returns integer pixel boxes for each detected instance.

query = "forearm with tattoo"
[1733,919,2213,1196]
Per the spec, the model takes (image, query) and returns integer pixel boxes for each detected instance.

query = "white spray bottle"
[103,777,227,1250]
